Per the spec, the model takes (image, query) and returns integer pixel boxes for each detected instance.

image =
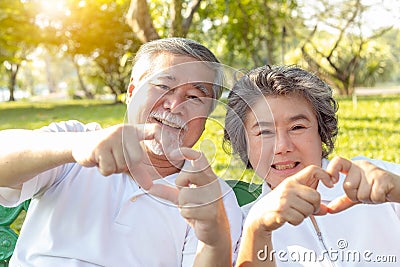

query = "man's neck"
[143,153,183,180]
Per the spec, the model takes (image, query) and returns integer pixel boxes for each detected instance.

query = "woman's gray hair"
[133,38,224,107]
[223,65,338,168]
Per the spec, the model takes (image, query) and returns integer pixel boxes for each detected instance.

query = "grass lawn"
[332,95,399,163]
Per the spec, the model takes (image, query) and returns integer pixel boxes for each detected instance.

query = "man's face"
[127,53,216,156]
[245,95,322,188]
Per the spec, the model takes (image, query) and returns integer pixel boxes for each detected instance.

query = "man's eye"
[155,84,170,91]
[187,95,203,102]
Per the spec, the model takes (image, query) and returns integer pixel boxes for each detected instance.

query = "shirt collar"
[129,172,179,199]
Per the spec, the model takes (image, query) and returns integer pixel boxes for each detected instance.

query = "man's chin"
[144,140,166,156]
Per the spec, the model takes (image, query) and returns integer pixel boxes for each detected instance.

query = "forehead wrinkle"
[152,73,176,82]
[287,114,312,123]
[250,120,274,129]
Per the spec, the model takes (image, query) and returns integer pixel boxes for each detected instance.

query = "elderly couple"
[0,38,399,267]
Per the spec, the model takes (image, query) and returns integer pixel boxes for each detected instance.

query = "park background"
[1,0,399,184]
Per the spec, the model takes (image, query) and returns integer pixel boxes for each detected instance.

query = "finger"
[332,159,363,202]
[326,156,353,182]
[169,147,202,163]
[343,177,362,202]
[314,203,329,216]
[293,186,329,216]
[133,123,159,141]
[178,184,222,207]
[290,197,316,218]
[293,165,334,188]
[148,184,179,204]
[112,147,129,173]
[122,125,156,190]
[97,151,117,176]
[179,201,222,222]
[327,195,358,214]
[280,208,308,226]
[370,180,389,203]
[172,148,216,188]
[122,124,159,163]
[356,175,373,203]
[128,164,153,190]
[292,185,321,214]
[122,127,145,164]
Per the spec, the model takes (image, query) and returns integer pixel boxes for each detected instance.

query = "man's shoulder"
[37,120,102,133]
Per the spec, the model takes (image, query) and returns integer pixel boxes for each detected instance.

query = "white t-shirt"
[242,157,400,267]
[0,121,243,267]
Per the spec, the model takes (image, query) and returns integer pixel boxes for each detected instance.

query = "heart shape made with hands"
[320,156,395,214]
[133,147,222,207]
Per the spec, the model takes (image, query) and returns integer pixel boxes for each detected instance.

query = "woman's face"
[244,95,323,188]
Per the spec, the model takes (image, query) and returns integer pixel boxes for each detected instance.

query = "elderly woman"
[223,65,400,267]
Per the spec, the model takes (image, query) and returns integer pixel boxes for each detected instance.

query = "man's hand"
[71,124,159,190]
[149,147,231,266]
[150,147,231,246]
[326,156,400,213]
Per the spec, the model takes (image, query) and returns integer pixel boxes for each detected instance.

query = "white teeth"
[274,163,296,170]
[150,111,186,130]
[158,118,181,129]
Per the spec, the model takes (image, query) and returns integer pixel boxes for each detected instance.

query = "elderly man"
[0,38,242,266]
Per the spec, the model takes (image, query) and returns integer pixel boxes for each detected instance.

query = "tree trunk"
[72,58,94,99]
[8,63,20,102]
[126,0,202,41]
[182,0,202,37]
[44,53,56,93]
[264,1,275,65]
[170,0,183,37]
[125,0,160,43]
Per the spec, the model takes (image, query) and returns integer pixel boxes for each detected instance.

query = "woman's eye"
[259,130,274,136]
[291,125,306,131]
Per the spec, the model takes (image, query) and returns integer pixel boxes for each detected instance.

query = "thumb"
[314,203,329,216]
[127,165,153,190]
[327,195,358,214]
[148,183,179,205]
[168,147,202,162]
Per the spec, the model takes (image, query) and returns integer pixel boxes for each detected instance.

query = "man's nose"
[275,131,294,155]
[162,88,186,112]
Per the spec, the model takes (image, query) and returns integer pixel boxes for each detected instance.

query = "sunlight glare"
[39,0,66,16]
[78,1,86,8]
[35,0,68,28]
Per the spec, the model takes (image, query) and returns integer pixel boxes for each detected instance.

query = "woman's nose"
[275,131,294,154]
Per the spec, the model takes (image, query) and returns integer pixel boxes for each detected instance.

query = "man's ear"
[125,81,135,104]
[127,82,135,98]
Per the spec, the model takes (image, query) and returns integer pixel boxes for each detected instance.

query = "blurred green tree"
[48,0,141,101]
[125,0,298,69]
[296,0,394,95]
[0,0,41,101]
